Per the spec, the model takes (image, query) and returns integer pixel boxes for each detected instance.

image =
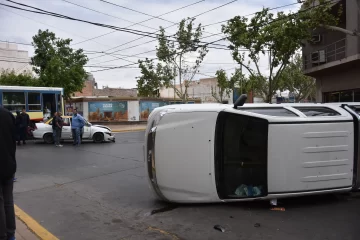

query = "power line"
[70,0,205,46]
[2,1,168,39]
[2,0,228,60]
[202,2,301,27]
[0,5,113,49]
[88,0,335,73]
[88,0,239,61]
[88,1,302,63]
[0,39,32,46]
[62,0,159,31]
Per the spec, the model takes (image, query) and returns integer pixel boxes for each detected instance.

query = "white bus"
[145,96,360,203]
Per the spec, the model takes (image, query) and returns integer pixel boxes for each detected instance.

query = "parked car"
[145,96,360,203]
[33,116,115,144]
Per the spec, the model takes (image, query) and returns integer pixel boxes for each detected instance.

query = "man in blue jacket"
[0,106,17,240]
[71,108,85,146]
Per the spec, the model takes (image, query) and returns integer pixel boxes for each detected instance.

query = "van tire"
[44,133,54,144]
[93,133,104,143]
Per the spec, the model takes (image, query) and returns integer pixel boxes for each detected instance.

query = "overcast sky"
[0,0,300,89]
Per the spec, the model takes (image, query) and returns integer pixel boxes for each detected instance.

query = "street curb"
[14,205,59,240]
[112,128,146,133]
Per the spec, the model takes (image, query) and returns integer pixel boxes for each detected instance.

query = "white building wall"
[128,100,140,121]
[160,77,233,104]
[0,42,32,74]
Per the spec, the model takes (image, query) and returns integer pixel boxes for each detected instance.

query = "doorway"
[43,93,56,116]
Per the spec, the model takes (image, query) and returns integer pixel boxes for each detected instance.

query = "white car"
[145,96,360,203]
[33,116,115,144]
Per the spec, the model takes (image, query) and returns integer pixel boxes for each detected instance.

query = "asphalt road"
[14,132,360,240]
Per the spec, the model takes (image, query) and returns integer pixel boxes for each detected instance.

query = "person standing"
[15,111,23,146]
[54,112,63,148]
[20,108,30,145]
[0,106,17,240]
[71,109,85,146]
[52,112,58,145]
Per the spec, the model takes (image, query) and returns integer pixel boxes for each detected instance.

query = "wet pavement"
[14,132,360,240]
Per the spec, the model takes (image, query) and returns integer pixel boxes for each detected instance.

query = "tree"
[0,70,39,86]
[31,30,88,99]
[211,68,250,103]
[137,18,208,101]
[137,59,175,97]
[279,54,316,102]
[222,0,339,102]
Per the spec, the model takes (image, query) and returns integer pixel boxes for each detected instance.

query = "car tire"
[44,133,54,144]
[93,133,104,143]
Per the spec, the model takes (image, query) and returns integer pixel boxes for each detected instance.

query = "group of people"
[52,108,85,147]
[15,109,30,146]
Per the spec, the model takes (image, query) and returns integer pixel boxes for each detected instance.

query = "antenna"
[234,94,247,109]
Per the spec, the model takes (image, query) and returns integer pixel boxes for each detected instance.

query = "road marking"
[147,226,180,240]
[112,128,146,133]
[14,205,59,240]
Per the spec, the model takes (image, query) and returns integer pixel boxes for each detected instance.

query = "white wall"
[128,100,140,121]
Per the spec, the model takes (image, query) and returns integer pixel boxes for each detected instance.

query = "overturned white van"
[144,97,360,203]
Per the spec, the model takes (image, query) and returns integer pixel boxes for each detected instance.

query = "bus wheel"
[93,133,104,143]
[44,133,54,144]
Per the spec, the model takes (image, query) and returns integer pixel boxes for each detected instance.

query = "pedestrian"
[15,111,22,146]
[20,108,30,145]
[54,112,63,148]
[71,108,85,146]
[0,106,17,240]
[52,112,58,144]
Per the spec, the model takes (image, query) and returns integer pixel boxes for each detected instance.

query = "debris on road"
[270,207,286,212]
[270,199,278,206]
[214,225,226,232]
[254,223,261,228]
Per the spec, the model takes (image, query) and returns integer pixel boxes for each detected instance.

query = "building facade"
[160,77,233,103]
[0,42,32,74]
[302,0,360,102]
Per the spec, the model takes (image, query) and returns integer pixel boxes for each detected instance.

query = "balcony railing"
[303,38,346,70]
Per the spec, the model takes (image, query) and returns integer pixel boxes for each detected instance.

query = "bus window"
[28,92,42,111]
[2,92,25,111]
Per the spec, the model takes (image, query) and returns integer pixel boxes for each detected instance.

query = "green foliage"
[279,54,316,102]
[0,70,39,86]
[137,58,176,97]
[212,68,250,103]
[31,30,88,99]
[222,0,339,102]
[137,18,208,101]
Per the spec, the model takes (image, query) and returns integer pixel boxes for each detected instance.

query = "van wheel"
[93,133,104,143]
[44,133,54,144]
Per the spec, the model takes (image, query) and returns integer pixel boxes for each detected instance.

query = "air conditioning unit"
[311,50,326,63]
[311,34,322,44]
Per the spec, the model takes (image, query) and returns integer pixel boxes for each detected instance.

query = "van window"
[215,112,268,199]
[293,107,340,116]
[239,107,298,117]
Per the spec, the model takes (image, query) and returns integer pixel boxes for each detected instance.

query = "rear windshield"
[239,108,298,117]
[293,107,340,117]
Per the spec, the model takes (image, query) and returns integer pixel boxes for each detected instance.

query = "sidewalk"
[15,218,39,240]
[107,123,147,132]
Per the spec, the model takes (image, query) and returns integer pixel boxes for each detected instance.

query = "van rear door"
[342,104,360,190]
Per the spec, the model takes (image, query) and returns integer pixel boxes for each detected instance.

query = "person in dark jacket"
[0,106,17,240]
[15,111,23,146]
[20,108,30,145]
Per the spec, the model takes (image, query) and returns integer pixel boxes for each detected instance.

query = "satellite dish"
[234,94,247,109]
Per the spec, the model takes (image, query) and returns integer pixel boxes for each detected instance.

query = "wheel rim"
[95,134,103,142]
[45,134,53,143]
